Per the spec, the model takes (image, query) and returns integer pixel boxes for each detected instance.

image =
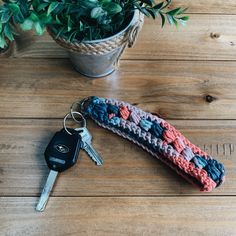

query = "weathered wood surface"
[1,1,236,235]
[173,0,236,14]
[1,197,236,236]
[1,0,236,14]
[2,15,236,60]
[0,59,236,119]
[0,119,233,196]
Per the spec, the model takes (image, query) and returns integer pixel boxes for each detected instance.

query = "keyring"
[63,111,86,135]
[70,97,91,122]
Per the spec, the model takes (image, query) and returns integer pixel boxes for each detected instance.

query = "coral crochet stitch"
[79,96,225,192]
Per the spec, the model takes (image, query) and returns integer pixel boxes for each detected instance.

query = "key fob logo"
[54,144,70,154]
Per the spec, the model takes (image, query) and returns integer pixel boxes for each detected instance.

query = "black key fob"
[44,128,82,172]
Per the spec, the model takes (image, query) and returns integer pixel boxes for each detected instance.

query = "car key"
[36,128,82,212]
[75,127,103,166]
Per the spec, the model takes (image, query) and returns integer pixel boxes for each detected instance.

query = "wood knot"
[210,33,220,39]
[205,95,217,103]
[230,41,235,46]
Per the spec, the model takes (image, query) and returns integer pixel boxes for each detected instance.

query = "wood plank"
[0,0,235,15]
[1,196,236,236]
[0,59,236,119]
[0,119,233,196]
[173,0,236,14]
[4,15,236,60]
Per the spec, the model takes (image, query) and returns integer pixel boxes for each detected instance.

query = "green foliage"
[0,0,188,48]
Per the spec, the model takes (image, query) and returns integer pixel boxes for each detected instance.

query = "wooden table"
[1,1,236,235]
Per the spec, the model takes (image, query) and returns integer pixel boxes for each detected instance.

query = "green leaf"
[140,0,154,6]
[51,3,64,15]
[8,3,20,13]
[104,3,122,15]
[100,0,111,5]
[67,15,72,31]
[172,17,178,27]
[37,3,49,12]
[40,13,53,24]
[163,0,172,8]
[1,12,11,23]
[146,8,156,19]
[178,16,189,21]
[176,7,188,15]
[55,26,65,38]
[167,14,174,25]
[160,12,165,27]
[19,2,29,16]
[55,15,62,25]
[13,12,25,24]
[139,7,150,17]
[91,7,104,19]
[0,8,6,14]
[32,0,40,11]
[166,7,182,16]
[153,2,164,10]
[47,2,59,16]
[179,19,187,26]
[67,30,77,42]
[20,19,34,31]
[79,21,83,31]
[34,22,45,35]
[0,36,7,49]
[83,0,98,8]
[29,12,39,22]
[0,23,2,33]
[4,24,14,41]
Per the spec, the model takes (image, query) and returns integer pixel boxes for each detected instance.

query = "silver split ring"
[63,111,86,135]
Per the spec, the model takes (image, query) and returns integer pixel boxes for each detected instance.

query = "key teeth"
[87,152,103,166]
[83,144,104,166]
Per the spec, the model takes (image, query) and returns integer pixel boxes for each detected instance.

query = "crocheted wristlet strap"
[80,96,225,192]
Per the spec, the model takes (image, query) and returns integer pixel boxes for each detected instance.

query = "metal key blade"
[84,142,103,166]
[36,170,58,212]
[75,127,103,166]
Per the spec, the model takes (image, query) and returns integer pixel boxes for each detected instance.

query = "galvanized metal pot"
[68,44,125,78]
[48,10,144,78]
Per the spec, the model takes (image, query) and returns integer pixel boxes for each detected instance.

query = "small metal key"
[75,127,103,166]
[36,128,82,212]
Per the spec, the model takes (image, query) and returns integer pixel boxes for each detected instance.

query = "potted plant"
[0,0,188,77]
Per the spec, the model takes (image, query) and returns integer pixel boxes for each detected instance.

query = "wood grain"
[0,119,233,196]
[173,0,236,14]
[5,15,236,60]
[1,197,236,236]
[0,59,236,119]
[0,3,236,233]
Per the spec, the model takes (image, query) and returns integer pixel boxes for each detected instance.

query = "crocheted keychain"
[72,96,225,192]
